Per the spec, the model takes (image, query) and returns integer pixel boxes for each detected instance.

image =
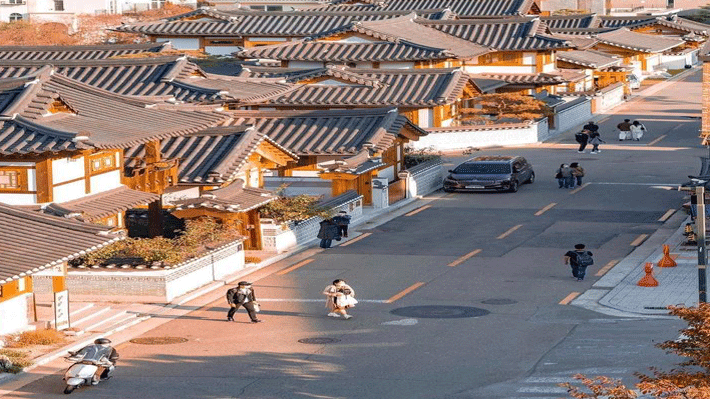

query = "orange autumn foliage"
[562,303,710,398]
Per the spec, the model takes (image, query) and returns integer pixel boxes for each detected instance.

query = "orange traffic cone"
[637,262,659,287]
[657,244,677,268]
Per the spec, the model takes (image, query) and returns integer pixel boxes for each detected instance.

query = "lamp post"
[680,185,708,303]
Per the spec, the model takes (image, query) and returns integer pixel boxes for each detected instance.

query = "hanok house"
[236,65,479,128]
[0,42,171,62]
[236,13,492,70]
[416,17,583,95]
[0,55,296,105]
[0,203,122,335]
[221,108,427,205]
[125,126,299,249]
[0,67,227,230]
[555,49,630,93]
[112,7,452,54]
[312,0,541,18]
[591,29,684,77]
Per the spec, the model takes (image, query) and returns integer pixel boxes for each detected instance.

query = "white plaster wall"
[379,165,395,182]
[380,62,415,69]
[52,156,84,184]
[89,169,121,194]
[463,65,537,74]
[542,62,556,73]
[523,52,535,65]
[411,126,540,151]
[646,54,661,72]
[0,5,28,22]
[291,170,320,177]
[335,36,374,43]
[418,108,433,128]
[248,167,259,187]
[0,193,37,205]
[0,293,31,335]
[204,46,241,56]
[156,37,199,50]
[354,61,373,68]
[53,180,85,203]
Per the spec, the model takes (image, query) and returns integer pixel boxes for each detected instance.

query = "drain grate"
[481,299,517,305]
[129,336,188,345]
[391,305,490,319]
[298,337,341,344]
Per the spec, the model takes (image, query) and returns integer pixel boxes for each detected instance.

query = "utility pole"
[695,186,707,303]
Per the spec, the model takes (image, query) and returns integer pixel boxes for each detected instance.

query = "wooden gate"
[388,179,406,204]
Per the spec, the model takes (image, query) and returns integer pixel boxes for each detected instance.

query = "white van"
[628,74,640,90]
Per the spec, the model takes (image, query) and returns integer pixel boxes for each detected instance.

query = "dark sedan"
[443,156,535,193]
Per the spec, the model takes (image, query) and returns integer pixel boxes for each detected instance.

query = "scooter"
[62,352,114,394]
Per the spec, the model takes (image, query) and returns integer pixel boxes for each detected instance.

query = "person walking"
[226,281,262,323]
[574,130,589,153]
[332,210,351,238]
[588,130,604,154]
[630,120,647,141]
[564,244,594,281]
[323,279,357,319]
[583,121,599,134]
[570,162,584,187]
[556,164,573,189]
[617,119,632,141]
[317,218,340,248]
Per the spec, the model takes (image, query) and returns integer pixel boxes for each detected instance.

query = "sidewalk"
[0,192,437,390]
[572,210,702,318]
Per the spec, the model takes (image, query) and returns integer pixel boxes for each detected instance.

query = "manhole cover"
[129,336,188,345]
[298,337,341,344]
[390,306,490,319]
[481,299,517,305]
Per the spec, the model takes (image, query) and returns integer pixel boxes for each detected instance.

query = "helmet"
[94,338,111,346]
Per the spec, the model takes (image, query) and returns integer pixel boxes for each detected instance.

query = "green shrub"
[260,193,331,223]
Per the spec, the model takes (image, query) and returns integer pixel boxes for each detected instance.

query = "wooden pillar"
[148,199,163,238]
[35,158,53,203]
[144,140,161,165]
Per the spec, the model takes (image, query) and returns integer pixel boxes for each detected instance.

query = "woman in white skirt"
[323,279,358,319]
[630,120,647,141]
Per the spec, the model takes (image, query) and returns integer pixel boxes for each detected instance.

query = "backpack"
[575,251,594,267]
[575,132,588,143]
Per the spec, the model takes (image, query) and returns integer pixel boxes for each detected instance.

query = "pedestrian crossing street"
[506,367,634,398]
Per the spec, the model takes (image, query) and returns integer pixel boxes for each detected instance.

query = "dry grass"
[244,256,262,264]
[0,349,33,373]
[6,329,66,348]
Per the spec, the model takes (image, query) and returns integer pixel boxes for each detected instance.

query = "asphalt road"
[4,70,704,399]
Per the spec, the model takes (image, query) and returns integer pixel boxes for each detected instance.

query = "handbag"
[253,302,260,313]
[555,172,563,179]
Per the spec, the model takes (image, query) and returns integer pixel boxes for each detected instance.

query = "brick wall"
[405,159,443,197]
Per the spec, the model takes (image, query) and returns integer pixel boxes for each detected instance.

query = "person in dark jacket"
[332,210,351,238]
[318,218,340,248]
[226,281,261,323]
[588,130,604,154]
[617,119,632,140]
[583,121,599,133]
[564,244,594,281]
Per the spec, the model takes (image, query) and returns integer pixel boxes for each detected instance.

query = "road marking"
[630,234,649,246]
[497,224,523,239]
[559,292,580,305]
[387,282,425,303]
[447,249,482,267]
[339,232,371,247]
[405,204,431,217]
[595,260,619,276]
[647,134,667,146]
[276,258,315,275]
[658,208,677,222]
[569,182,590,194]
[534,202,557,216]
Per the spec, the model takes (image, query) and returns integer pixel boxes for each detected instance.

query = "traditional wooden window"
[0,168,26,191]
[90,154,116,173]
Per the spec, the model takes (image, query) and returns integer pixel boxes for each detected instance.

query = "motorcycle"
[62,350,114,394]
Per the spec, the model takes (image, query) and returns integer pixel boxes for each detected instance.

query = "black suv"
[443,156,535,193]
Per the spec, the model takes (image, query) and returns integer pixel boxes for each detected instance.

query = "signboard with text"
[54,290,70,331]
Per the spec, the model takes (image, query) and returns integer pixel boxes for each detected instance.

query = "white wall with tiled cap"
[551,99,592,135]
[0,293,32,335]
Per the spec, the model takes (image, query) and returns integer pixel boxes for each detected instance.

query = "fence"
[400,159,444,198]
[260,191,363,253]
[411,119,550,151]
[550,97,592,135]
[388,179,406,204]
[593,82,625,112]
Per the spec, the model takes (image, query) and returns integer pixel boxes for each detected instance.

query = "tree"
[459,93,553,125]
[562,303,710,398]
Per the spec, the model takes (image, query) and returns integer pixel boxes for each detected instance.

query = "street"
[3,70,704,399]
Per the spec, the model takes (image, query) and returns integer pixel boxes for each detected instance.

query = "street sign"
[54,290,70,331]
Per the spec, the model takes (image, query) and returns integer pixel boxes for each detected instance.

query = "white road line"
[658,208,677,222]
[648,134,667,146]
[497,224,523,239]
[535,202,557,216]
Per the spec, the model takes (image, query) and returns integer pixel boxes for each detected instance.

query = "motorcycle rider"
[72,338,119,385]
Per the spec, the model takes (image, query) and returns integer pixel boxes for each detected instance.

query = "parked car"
[443,156,534,193]
[628,74,641,90]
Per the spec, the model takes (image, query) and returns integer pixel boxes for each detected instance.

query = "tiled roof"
[699,39,710,61]
[221,108,426,155]
[313,0,537,17]
[418,17,572,51]
[42,186,160,221]
[242,66,472,107]
[598,15,658,29]
[0,69,228,154]
[172,179,275,213]
[0,202,123,283]
[237,40,451,62]
[541,14,599,30]
[0,43,169,61]
[0,56,294,103]
[470,76,509,93]
[114,9,449,37]
[474,72,569,84]
[125,126,297,184]
[556,49,620,68]
[596,29,684,53]
[654,16,710,36]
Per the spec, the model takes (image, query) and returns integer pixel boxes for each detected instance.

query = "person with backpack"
[564,244,594,281]
[226,281,262,323]
[574,130,589,153]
